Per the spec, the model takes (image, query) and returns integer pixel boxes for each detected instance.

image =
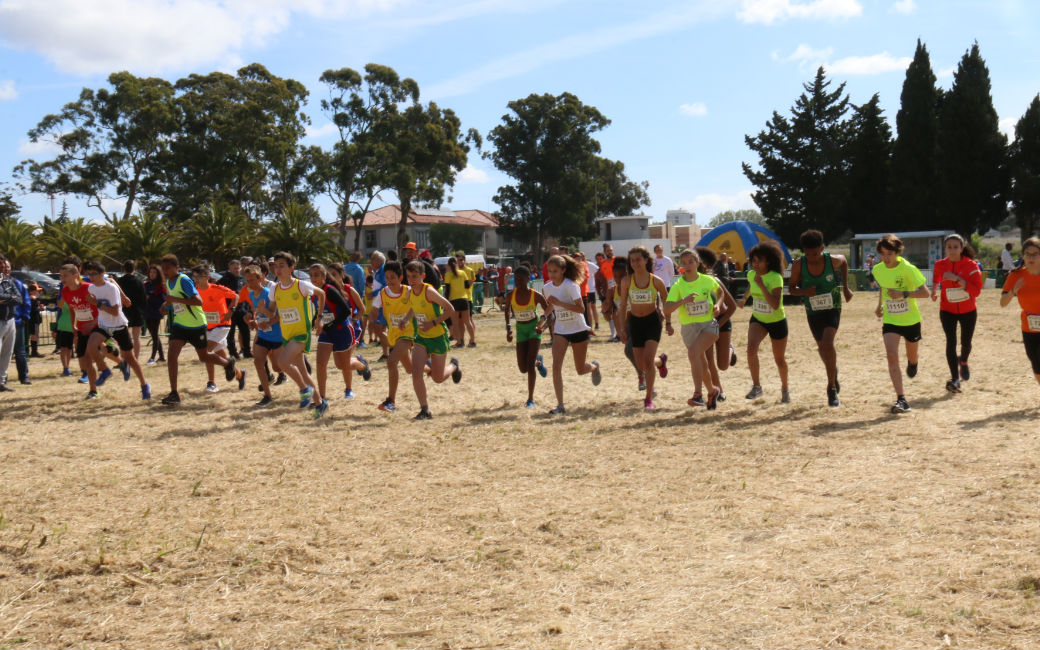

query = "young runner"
[242,264,283,406]
[444,256,475,348]
[263,252,328,417]
[159,254,241,405]
[543,254,601,415]
[504,265,549,408]
[59,264,104,399]
[694,247,737,400]
[83,261,151,399]
[739,241,790,403]
[309,263,370,401]
[602,257,644,389]
[999,236,1040,389]
[193,265,246,393]
[368,251,390,360]
[872,234,930,413]
[143,265,166,365]
[931,234,983,393]
[618,246,671,410]
[788,229,854,407]
[368,260,414,412]
[664,248,723,409]
[403,260,462,419]
[54,286,75,376]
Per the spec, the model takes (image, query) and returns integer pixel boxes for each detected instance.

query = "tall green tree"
[258,202,343,263]
[15,72,176,224]
[708,209,766,228]
[1010,95,1040,239]
[111,210,175,264]
[0,188,19,223]
[890,40,941,230]
[429,223,480,257]
[37,217,113,266]
[743,67,850,243]
[845,94,894,233]
[936,42,1009,236]
[175,201,255,267]
[0,217,38,268]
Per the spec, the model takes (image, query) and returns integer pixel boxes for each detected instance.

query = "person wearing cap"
[402,241,441,290]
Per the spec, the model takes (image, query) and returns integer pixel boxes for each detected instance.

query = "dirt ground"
[2,290,1039,649]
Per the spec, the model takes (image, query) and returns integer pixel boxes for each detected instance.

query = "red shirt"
[62,283,98,333]
[932,257,982,314]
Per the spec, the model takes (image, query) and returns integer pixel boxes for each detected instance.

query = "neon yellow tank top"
[275,278,313,340]
[409,284,446,339]
[381,285,415,343]
[510,289,537,322]
[627,275,657,306]
[168,273,206,328]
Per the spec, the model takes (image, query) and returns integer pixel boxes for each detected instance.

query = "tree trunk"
[397,193,411,249]
[353,215,363,254]
[535,222,543,268]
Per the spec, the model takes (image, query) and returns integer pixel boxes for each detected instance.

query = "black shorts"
[170,324,208,349]
[806,309,841,342]
[74,329,94,358]
[750,316,789,340]
[628,312,662,347]
[1023,331,1040,375]
[585,293,596,305]
[254,337,282,351]
[56,330,74,349]
[556,330,590,345]
[98,326,133,352]
[125,308,144,328]
[450,298,470,313]
[882,322,922,342]
[718,318,733,333]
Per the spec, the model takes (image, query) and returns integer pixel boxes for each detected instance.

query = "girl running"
[602,257,645,391]
[368,260,414,413]
[242,264,283,406]
[403,260,462,419]
[740,241,790,403]
[193,265,246,393]
[618,246,670,410]
[695,247,738,401]
[543,254,601,415]
[1000,236,1040,389]
[309,263,371,401]
[872,233,930,413]
[931,234,983,393]
[444,256,474,348]
[504,265,549,408]
[664,248,723,409]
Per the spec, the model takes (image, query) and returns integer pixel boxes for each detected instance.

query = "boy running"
[83,261,151,399]
[193,265,246,393]
[403,260,462,419]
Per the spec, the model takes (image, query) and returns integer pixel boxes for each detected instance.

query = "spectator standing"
[218,259,250,358]
[27,284,43,358]
[402,242,441,289]
[1000,242,1017,283]
[344,252,366,295]
[653,244,676,287]
[0,255,28,390]
[116,260,148,359]
[143,265,167,365]
[713,252,733,293]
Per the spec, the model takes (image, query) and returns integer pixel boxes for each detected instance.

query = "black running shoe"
[906,362,918,378]
[946,379,962,393]
[959,362,970,381]
[224,356,237,382]
[891,397,911,413]
[274,372,287,386]
[827,386,840,407]
[413,407,433,420]
[451,357,462,384]
[730,346,738,367]
[237,368,247,390]
[706,388,720,411]
[255,395,273,406]
[161,391,181,405]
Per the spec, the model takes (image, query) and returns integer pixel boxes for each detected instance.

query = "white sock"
[608,321,617,337]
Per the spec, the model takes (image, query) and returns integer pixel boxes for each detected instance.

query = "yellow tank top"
[510,289,537,322]
[381,285,415,343]
[408,284,445,339]
[274,278,312,340]
[627,275,657,306]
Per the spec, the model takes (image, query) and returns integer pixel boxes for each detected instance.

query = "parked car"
[11,270,62,302]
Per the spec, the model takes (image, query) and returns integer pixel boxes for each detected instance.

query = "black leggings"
[146,317,165,360]
[939,310,976,381]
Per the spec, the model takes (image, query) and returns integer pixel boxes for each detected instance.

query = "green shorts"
[283,332,311,354]
[416,332,449,356]
[516,319,540,343]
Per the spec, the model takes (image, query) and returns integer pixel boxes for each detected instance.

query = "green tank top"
[167,273,207,328]
[57,303,73,332]
[799,253,842,314]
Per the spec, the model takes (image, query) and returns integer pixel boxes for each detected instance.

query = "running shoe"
[906,362,918,379]
[959,362,971,381]
[827,386,840,407]
[255,395,274,407]
[312,399,329,419]
[718,391,727,402]
[891,397,911,413]
[378,398,397,412]
[451,357,462,384]
[525,399,536,409]
[467,341,477,348]
[376,354,389,362]
[273,373,287,386]
[357,355,372,381]
[946,379,962,393]
[536,354,547,378]
[657,353,668,378]
[237,369,247,390]
[145,359,156,367]
[590,361,602,386]
[85,390,99,400]
[745,385,763,400]
[257,383,264,393]
[298,387,314,408]
[205,382,219,393]
[161,391,181,405]
[78,371,88,384]
[141,383,151,400]
[643,397,656,410]
[688,394,705,407]
[344,388,355,399]
[61,367,71,377]
[357,341,367,348]
[224,356,237,382]
[413,407,433,420]
[835,368,840,393]
[548,404,566,415]
[730,345,738,366]
[707,388,720,411]
[119,360,131,381]
[781,389,791,404]
[267,370,275,383]
[638,376,646,392]
[96,368,112,386]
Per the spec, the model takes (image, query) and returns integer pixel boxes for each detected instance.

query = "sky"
[1,0,1038,228]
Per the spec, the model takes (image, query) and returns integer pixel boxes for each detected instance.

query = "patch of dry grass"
[2,291,1039,648]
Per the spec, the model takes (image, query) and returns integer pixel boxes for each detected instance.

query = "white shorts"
[207,326,230,351]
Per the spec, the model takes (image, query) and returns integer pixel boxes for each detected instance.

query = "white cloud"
[999,117,1016,139]
[827,51,911,75]
[890,0,916,14]
[0,79,16,101]
[458,165,488,184]
[677,191,756,220]
[679,102,708,117]
[937,65,956,80]
[0,0,407,76]
[779,43,834,68]
[305,122,339,140]
[17,137,62,158]
[738,0,862,25]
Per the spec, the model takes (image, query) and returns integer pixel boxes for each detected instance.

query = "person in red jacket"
[931,234,983,393]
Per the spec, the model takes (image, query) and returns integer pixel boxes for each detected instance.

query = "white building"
[343,205,522,260]
[665,209,697,228]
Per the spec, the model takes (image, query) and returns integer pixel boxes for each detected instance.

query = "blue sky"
[1,0,1038,227]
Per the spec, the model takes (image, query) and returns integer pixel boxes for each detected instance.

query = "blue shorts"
[318,324,357,352]
[375,308,386,327]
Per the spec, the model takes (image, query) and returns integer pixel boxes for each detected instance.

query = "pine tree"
[845,94,894,233]
[1010,95,1040,239]
[743,67,850,243]
[936,42,1009,236]
[890,39,941,230]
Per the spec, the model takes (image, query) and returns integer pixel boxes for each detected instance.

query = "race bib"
[205,311,220,325]
[514,309,536,321]
[255,314,272,333]
[321,312,335,326]
[629,288,653,304]
[809,293,834,311]
[172,303,186,315]
[685,299,710,317]
[945,287,969,303]
[885,299,910,315]
[279,307,301,325]
[607,278,616,289]
[556,309,575,322]
[1028,314,1040,333]
[75,308,93,322]
[388,313,407,328]
[753,298,772,315]
[413,313,428,325]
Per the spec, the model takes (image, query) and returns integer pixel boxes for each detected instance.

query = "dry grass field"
[2,290,1040,649]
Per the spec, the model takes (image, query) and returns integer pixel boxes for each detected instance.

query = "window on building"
[365,230,377,248]
[414,229,430,248]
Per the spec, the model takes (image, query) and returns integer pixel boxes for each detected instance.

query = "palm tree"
[112,211,175,265]
[258,202,344,263]
[176,200,255,267]
[37,216,114,267]
[0,217,40,268]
